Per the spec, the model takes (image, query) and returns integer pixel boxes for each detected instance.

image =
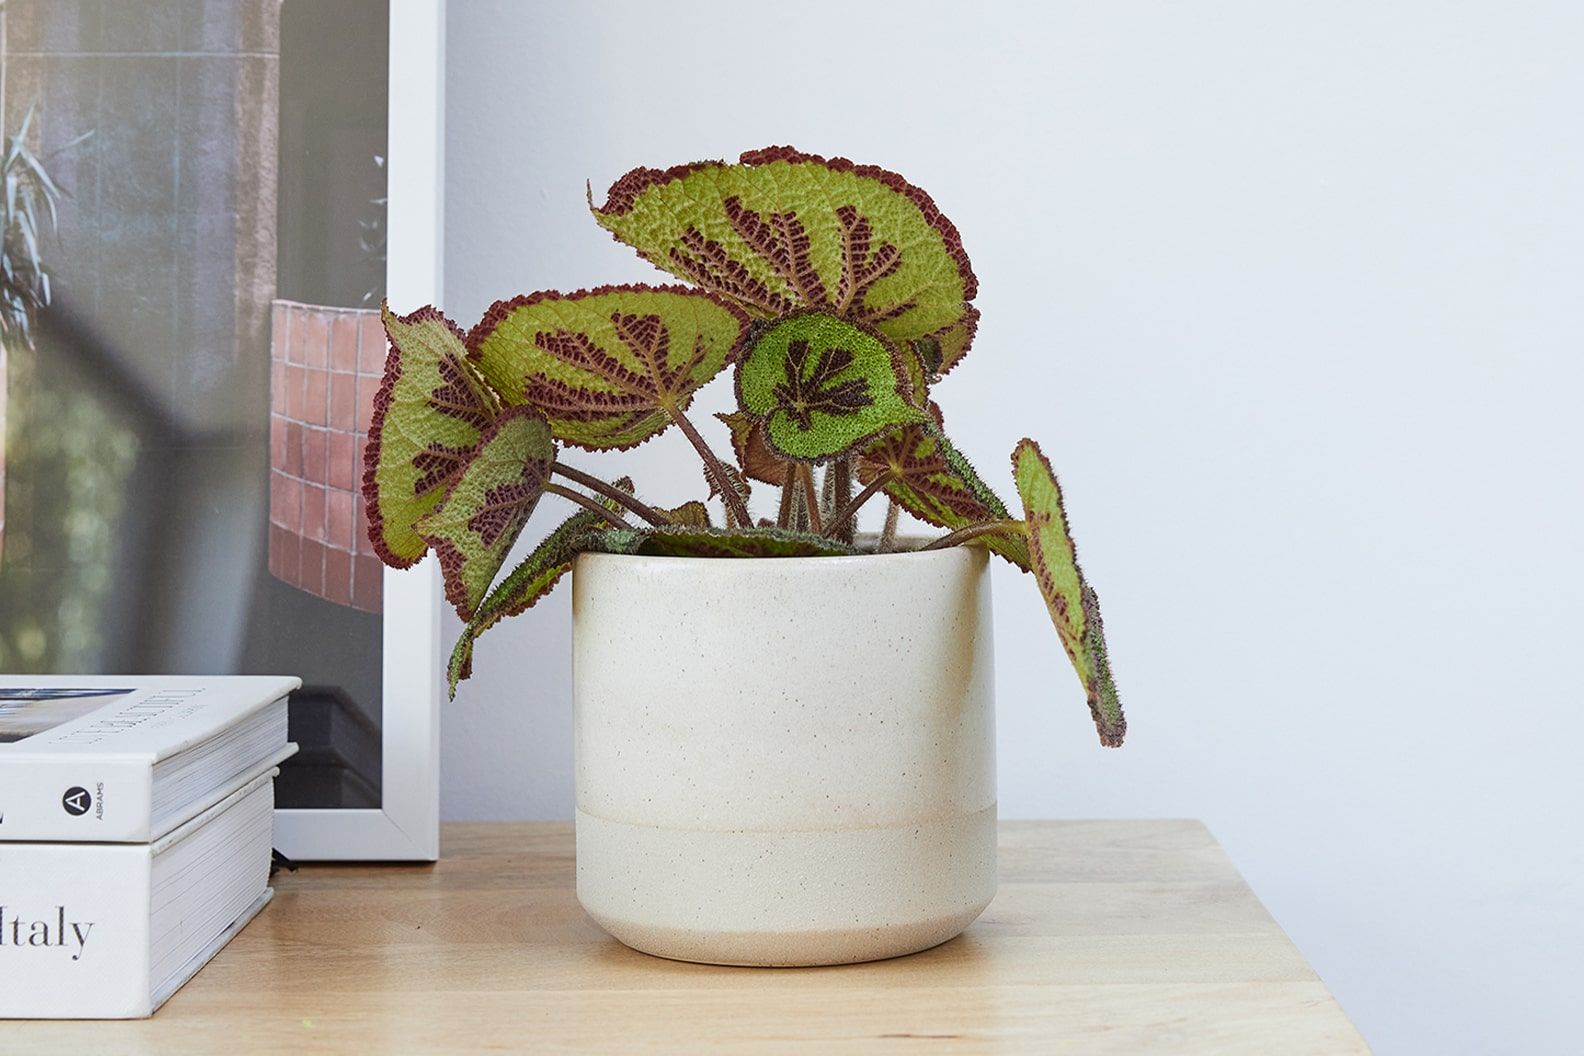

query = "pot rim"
[574,536,990,569]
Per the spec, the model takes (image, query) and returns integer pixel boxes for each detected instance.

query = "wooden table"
[9,821,1369,1054]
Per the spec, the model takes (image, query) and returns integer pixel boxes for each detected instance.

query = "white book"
[0,675,299,842]
[0,767,279,1018]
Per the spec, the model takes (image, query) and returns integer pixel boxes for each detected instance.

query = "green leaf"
[362,303,498,567]
[593,146,979,375]
[1012,439,1125,748]
[586,526,859,559]
[736,312,924,462]
[466,284,750,451]
[446,482,632,697]
[447,551,568,697]
[416,406,555,620]
[859,420,1031,569]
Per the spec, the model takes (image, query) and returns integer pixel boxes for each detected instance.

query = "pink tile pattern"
[268,300,384,612]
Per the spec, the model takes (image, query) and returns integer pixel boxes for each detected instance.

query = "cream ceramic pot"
[571,545,997,966]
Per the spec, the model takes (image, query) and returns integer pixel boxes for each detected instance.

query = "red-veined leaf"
[466,284,749,451]
[1012,438,1125,747]
[416,406,555,620]
[446,478,635,697]
[362,303,498,566]
[594,146,978,378]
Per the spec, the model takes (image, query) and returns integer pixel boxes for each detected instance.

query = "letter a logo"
[62,787,92,816]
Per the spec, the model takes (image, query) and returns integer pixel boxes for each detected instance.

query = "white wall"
[439,3,1584,1052]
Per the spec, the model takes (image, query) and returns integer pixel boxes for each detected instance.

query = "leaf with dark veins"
[1012,438,1125,747]
[736,312,924,462]
[416,406,555,620]
[859,418,1031,570]
[362,302,498,567]
[772,340,870,429]
[466,284,750,451]
[447,477,635,697]
[722,195,829,307]
[594,146,980,378]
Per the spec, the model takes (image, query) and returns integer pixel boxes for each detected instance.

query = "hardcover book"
[0,675,299,842]
[0,767,280,1018]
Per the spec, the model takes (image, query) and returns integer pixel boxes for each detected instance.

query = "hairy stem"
[777,463,797,529]
[552,462,667,526]
[790,483,810,531]
[723,484,745,530]
[829,458,854,543]
[879,499,900,552]
[544,482,634,530]
[669,406,751,527]
[824,471,893,539]
[798,464,823,534]
[920,519,1025,551]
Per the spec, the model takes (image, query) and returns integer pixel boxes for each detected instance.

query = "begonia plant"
[362,147,1126,746]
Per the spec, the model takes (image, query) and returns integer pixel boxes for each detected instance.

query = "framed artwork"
[0,0,444,859]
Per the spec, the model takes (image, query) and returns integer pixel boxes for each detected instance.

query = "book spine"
[0,843,153,1018]
[0,757,153,842]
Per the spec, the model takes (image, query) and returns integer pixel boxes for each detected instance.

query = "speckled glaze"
[571,545,997,966]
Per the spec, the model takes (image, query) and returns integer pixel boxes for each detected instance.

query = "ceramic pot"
[572,544,997,966]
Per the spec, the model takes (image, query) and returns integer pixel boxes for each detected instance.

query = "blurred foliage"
[0,329,139,671]
[0,104,89,349]
[0,101,125,670]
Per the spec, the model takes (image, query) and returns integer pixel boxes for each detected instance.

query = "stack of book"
[0,675,298,1018]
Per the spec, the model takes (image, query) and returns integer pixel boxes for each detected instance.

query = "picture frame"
[272,0,444,862]
[0,0,445,860]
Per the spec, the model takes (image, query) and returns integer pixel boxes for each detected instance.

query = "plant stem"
[797,464,823,534]
[543,483,633,530]
[777,463,797,528]
[669,406,751,527]
[790,482,810,530]
[552,462,667,526]
[920,519,1025,551]
[830,458,853,543]
[722,476,745,530]
[879,499,900,552]
[824,471,893,539]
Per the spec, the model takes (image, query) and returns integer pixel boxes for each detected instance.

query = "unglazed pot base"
[576,805,997,966]
[572,546,997,967]
[589,906,990,968]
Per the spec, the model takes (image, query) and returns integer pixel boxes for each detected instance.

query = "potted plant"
[362,147,1126,966]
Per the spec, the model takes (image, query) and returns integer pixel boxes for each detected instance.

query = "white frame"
[273,0,445,861]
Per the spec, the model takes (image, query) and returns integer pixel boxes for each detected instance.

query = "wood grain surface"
[6,821,1370,1054]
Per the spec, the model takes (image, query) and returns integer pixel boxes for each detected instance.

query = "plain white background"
[436,3,1583,1052]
